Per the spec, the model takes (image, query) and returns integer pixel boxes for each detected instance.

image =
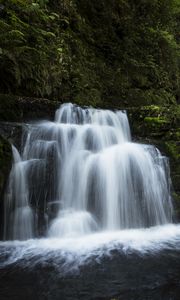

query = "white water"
[3,103,173,242]
[4,146,34,240]
[1,224,180,272]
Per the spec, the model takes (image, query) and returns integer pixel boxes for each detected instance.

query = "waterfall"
[3,103,173,240]
[4,146,34,240]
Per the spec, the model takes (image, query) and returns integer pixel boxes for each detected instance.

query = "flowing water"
[1,103,180,299]
[3,145,34,240]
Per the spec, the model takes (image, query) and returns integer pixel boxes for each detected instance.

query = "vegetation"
[0,0,71,99]
[0,0,179,106]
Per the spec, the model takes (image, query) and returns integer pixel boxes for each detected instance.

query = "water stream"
[1,103,180,299]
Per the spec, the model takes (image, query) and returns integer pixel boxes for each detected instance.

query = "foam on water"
[1,224,180,273]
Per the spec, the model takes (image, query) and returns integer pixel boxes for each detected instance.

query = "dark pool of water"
[0,247,180,300]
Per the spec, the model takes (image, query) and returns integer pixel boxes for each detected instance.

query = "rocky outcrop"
[127,105,180,219]
[0,122,25,149]
[0,94,59,122]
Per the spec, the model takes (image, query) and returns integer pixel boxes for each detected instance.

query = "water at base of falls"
[1,225,180,300]
[3,103,173,240]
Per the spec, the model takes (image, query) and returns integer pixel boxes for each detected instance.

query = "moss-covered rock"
[127,104,180,139]
[127,104,180,219]
[0,94,59,122]
[164,141,180,161]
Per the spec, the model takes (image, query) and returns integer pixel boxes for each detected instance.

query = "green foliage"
[69,0,179,106]
[0,0,179,105]
[0,0,71,98]
[165,141,180,160]
[144,117,167,125]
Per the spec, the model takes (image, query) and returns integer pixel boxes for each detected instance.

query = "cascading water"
[1,103,180,300]
[3,103,173,240]
[3,146,34,240]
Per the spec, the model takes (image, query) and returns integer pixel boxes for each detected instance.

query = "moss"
[172,192,180,220]
[165,128,180,141]
[128,104,180,140]
[165,141,180,160]
[175,128,180,140]
[142,105,161,111]
[144,116,168,125]
[127,104,180,216]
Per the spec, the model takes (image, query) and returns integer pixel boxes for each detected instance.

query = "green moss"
[165,141,180,160]
[172,192,180,219]
[175,128,180,140]
[165,128,180,141]
[142,105,161,111]
[128,104,180,141]
[144,116,168,124]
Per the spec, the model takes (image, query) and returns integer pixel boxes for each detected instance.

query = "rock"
[0,122,25,149]
[127,104,180,219]
[0,134,12,198]
[0,134,12,237]
[0,94,59,122]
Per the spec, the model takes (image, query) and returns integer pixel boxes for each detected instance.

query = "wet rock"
[0,134,12,237]
[0,122,25,149]
[0,134,12,198]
